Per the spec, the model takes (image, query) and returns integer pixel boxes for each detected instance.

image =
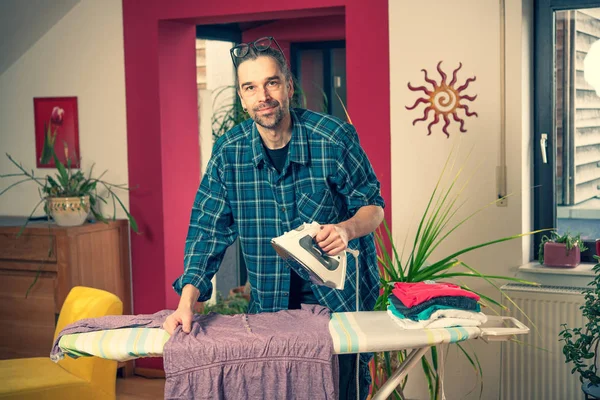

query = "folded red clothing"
[392,281,480,308]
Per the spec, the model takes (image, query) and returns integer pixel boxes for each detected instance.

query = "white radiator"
[500,283,587,400]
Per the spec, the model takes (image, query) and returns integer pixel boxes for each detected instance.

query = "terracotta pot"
[47,196,90,227]
[543,242,581,268]
[229,285,251,301]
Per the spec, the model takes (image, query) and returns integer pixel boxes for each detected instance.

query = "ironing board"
[56,311,528,400]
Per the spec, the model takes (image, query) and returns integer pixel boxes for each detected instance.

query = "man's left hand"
[315,224,348,256]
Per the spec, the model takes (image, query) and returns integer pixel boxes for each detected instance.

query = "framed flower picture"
[33,96,80,168]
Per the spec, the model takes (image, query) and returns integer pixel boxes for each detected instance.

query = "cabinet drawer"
[0,233,56,262]
[0,271,56,359]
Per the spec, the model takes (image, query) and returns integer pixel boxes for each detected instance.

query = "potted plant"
[1,143,138,234]
[371,146,550,400]
[200,290,249,316]
[559,255,600,396]
[538,231,588,268]
[229,280,251,302]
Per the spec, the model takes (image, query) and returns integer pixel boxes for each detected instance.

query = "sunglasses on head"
[229,36,287,68]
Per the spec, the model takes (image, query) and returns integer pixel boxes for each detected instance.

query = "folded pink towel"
[392,281,480,308]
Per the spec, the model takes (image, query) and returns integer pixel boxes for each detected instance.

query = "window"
[535,0,600,262]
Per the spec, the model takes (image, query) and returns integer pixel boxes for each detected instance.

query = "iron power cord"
[346,248,360,400]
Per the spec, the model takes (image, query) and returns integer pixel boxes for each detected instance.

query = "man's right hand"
[163,284,200,335]
[163,306,194,335]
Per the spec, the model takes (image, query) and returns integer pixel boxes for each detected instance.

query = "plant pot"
[543,242,581,268]
[229,285,251,302]
[47,196,90,227]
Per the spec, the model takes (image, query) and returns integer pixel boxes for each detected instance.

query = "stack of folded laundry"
[387,281,488,329]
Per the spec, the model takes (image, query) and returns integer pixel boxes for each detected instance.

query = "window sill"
[519,261,596,276]
[516,261,596,288]
[557,198,600,220]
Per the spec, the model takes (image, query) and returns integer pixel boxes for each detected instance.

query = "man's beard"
[252,99,287,129]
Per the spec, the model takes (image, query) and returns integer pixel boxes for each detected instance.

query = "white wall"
[389,0,533,398]
[0,0,81,75]
[0,0,129,219]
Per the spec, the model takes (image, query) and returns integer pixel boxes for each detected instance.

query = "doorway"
[121,0,391,323]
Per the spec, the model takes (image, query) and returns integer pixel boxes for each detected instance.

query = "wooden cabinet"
[0,218,132,374]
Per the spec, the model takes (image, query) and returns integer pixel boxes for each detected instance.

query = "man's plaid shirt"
[173,108,385,313]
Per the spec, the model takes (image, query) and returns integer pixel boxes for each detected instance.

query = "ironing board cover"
[56,311,485,361]
[329,311,480,354]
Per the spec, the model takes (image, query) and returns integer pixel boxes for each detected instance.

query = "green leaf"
[421,356,436,399]
[17,197,46,237]
[53,152,70,188]
[0,178,37,196]
[108,186,138,233]
[4,154,45,187]
[90,207,108,224]
[456,342,483,398]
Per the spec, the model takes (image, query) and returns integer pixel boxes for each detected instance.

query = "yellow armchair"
[0,286,123,399]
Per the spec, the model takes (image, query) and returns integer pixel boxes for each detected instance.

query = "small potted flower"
[538,231,588,268]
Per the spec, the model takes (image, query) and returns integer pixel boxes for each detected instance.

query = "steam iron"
[271,222,347,290]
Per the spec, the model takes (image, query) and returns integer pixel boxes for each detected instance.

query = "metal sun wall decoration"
[406,61,478,138]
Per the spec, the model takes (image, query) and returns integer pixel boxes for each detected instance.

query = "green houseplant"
[210,85,247,142]
[538,231,588,268]
[1,143,138,234]
[559,255,600,388]
[200,291,249,316]
[370,145,549,399]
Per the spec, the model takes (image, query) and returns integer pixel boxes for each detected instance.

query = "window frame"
[290,40,346,116]
[534,0,600,263]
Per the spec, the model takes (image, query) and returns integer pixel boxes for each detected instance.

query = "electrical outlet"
[497,197,508,207]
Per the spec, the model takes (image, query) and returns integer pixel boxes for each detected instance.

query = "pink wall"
[122,0,389,371]
[242,14,345,42]
[241,14,345,73]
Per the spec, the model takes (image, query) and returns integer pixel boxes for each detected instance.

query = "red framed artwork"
[33,96,80,168]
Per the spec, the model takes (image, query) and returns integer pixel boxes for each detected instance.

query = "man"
[164,36,384,400]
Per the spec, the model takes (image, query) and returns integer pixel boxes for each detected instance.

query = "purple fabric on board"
[50,306,337,399]
[164,304,338,400]
[50,309,172,362]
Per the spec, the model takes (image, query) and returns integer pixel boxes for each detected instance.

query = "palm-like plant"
[210,85,246,142]
[371,145,549,399]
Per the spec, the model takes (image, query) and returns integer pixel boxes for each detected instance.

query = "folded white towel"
[427,308,488,324]
[386,309,488,330]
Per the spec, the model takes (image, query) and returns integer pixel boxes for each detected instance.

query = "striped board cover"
[58,327,170,361]
[57,311,483,362]
[329,311,480,354]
